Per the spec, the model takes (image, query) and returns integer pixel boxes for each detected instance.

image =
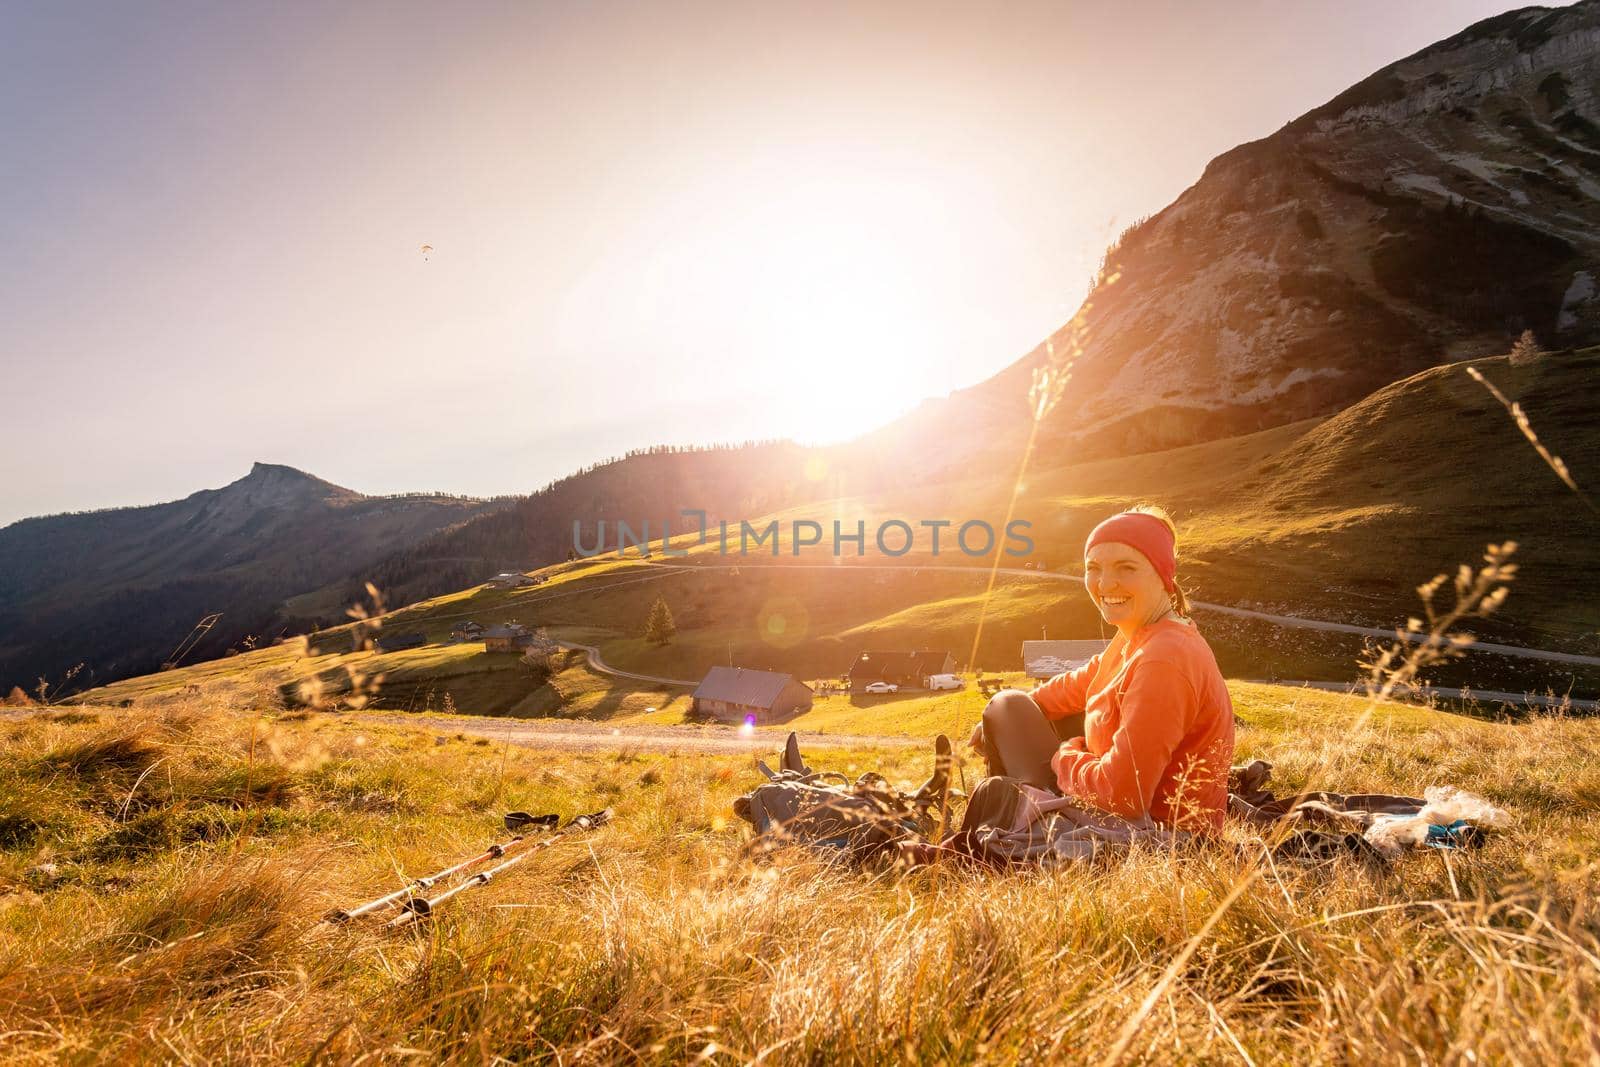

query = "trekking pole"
[325,812,561,924]
[384,810,611,930]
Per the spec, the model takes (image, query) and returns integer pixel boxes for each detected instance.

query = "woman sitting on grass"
[969,506,1235,834]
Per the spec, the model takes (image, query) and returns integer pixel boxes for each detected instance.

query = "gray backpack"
[733,733,953,864]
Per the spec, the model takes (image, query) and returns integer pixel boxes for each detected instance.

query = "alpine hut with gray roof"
[692,666,813,725]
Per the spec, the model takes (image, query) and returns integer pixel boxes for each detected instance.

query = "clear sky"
[0,0,1562,523]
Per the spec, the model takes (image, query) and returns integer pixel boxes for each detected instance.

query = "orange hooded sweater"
[1032,619,1235,833]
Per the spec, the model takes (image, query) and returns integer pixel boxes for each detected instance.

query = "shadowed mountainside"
[0,464,502,692]
[869,2,1600,473]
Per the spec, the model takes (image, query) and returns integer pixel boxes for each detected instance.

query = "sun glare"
[553,141,952,446]
[744,170,941,442]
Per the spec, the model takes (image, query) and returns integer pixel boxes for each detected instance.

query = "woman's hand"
[967,721,985,752]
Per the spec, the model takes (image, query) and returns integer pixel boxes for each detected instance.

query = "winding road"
[553,638,697,687]
[399,558,1600,668]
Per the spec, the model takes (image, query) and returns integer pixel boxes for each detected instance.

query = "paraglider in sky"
[419,244,433,261]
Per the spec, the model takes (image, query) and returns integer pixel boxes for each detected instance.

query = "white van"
[925,673,964,691]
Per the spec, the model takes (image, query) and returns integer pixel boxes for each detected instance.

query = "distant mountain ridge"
[320,442,825,613]
[0,463,502,692]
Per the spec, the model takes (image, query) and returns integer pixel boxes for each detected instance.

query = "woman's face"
[1084,541,1170,630]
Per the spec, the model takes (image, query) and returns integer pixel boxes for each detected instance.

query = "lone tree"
[1509,329,1546,366]
[644,596,677,647]
[520,648,555,687]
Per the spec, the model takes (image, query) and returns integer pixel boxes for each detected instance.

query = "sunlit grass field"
[2,685,1597,1064]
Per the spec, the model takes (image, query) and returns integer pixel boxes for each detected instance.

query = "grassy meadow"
[2,681,1598,1064]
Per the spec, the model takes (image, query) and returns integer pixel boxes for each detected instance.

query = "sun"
[685,149,948,444]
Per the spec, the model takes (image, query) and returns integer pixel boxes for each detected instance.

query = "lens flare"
[756,596,808,649]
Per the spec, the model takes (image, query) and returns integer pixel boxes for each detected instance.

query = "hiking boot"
[911,734,953,808]
[568,810,611,830]
[783,731,812,776]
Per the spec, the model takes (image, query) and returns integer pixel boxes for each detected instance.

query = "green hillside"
[1177,349,1600,646]
[71,349,1600,715]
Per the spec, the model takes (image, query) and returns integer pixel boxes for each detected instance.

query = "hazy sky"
[1,0,1562,523]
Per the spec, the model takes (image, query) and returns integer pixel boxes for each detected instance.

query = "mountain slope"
[0,463,502,691]
[317,442,832,613]
[865,2,1600,474]
[321,412,1065,612]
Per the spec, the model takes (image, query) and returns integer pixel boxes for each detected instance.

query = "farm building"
[846,650,956,691]
[487,572,537,589]
[1022,639,1110,679]
[373,631,427,653]
[692,667,813,724]
[449,620,485,642]
[482,623,535,652]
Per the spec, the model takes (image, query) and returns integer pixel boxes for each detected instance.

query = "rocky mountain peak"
[987,0,1600,463]
[1293,1,1600,134]
[215,462,358,509]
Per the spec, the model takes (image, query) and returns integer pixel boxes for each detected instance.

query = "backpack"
[732,733,954,865]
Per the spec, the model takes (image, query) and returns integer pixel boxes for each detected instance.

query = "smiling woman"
[969,505,1236,834]
[1082,506,1194,627]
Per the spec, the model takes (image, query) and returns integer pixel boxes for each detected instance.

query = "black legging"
[980,689,1085,791]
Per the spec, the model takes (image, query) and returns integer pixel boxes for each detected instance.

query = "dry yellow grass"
[1,683,1598,1064]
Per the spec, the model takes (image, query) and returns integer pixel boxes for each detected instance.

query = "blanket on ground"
[934,775,1181,868]
[938,764,1507,868]
[732,737,1508,869]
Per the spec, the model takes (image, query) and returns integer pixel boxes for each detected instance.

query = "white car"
[925,673,964,691]
[863,681,899,694]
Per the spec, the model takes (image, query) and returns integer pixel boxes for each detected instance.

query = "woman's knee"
[983,689,1040,729]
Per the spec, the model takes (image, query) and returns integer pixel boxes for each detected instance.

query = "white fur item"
[1363,786,1508,859]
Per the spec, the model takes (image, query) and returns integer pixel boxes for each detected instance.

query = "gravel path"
[2,705,923,755]
[347,712,922,755]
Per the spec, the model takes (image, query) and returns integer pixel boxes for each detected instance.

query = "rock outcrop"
[923,2,1600,467]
